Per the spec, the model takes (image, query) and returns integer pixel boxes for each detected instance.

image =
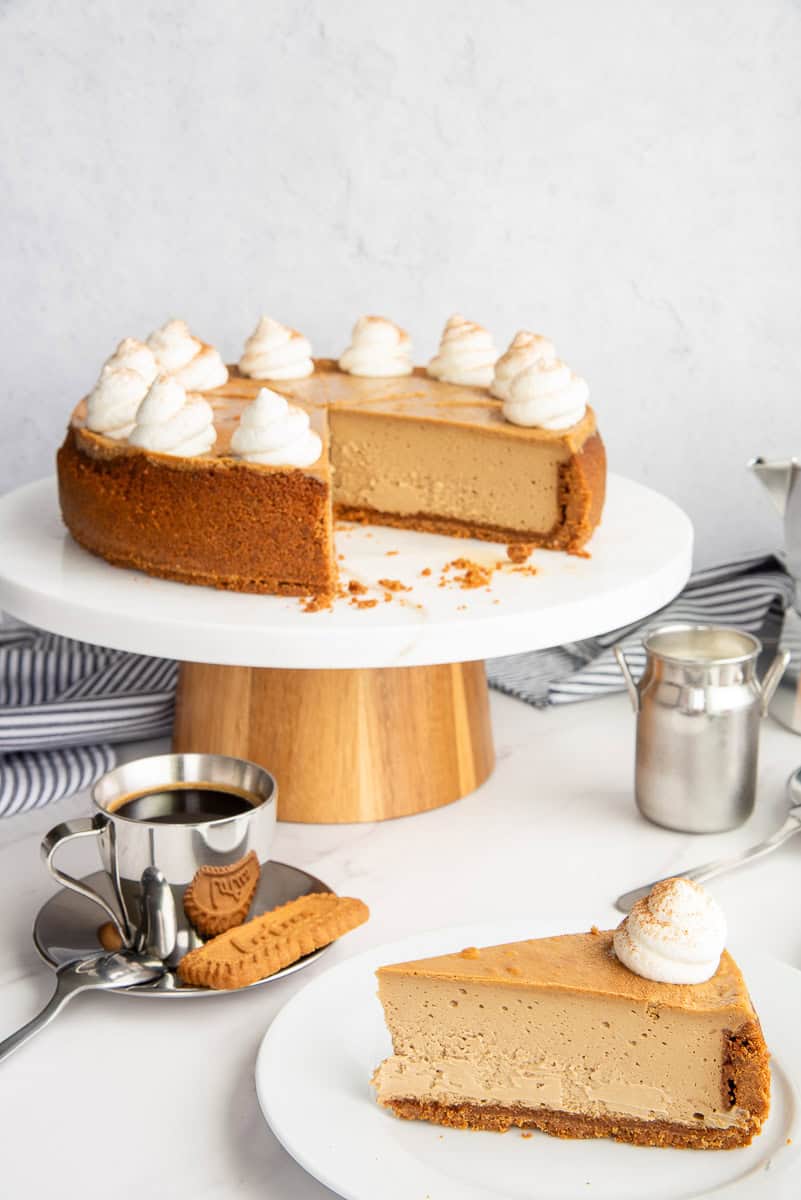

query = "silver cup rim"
[91,752,277,829]
[643,623,762,668]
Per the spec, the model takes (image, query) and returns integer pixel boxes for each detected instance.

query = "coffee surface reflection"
[108,782,260,824]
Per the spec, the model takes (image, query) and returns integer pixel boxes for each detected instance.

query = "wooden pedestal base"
[173,660,495,823]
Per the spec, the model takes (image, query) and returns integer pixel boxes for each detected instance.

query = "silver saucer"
[33,861,332,998]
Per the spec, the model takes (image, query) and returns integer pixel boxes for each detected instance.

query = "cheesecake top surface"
[220,362,597,448]
[69,391,332,480]
[377,930,754,1017]
[70,361,597,464]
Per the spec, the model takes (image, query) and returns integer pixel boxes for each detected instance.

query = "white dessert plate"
[255,918,801,1200]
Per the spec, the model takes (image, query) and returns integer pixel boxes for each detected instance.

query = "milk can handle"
[759,649,791,717]
[613,645,640,713]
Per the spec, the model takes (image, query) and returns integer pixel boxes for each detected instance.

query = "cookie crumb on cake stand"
[0,475,692,824]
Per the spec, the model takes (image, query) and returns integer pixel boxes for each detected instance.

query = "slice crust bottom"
[380,1098,763,1150]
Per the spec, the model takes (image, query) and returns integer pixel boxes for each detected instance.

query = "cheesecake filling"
[330,409,568,534]
[374,975,748,1131]
[373,1055,746,1130]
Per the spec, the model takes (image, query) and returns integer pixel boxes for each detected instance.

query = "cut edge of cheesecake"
[332,441,605,552]
[371,930,771,1150]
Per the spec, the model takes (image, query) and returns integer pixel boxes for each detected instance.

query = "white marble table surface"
[1,691,800,1199]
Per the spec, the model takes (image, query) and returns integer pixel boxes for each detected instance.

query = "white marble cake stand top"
[0,474,692,668]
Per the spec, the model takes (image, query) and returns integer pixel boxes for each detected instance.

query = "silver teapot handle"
[759,649,791,717]
[614,644,640,713]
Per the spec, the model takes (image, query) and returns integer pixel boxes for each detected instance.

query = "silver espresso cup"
[41,753,277,964]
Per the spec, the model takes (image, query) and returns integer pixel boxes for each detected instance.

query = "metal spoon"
[615,766,801,913]
[0,951,164,1064]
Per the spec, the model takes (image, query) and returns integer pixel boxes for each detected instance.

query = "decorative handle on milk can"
[758,649,791,717]
[614,644,640,713]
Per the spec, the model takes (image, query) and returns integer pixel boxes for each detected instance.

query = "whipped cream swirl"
[147,319,228,391]
[102,337,159,386]
[490,331,557,402]
[427,314,498,387]
[503,359,588,430]
[128,376,217,457]
[339,316,413,378]
[86,366,150,439]
[230,387,322,467]
[614,879,727,985]
[239,316,314,380]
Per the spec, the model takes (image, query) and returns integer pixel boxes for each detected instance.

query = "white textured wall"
[3,0,800,566]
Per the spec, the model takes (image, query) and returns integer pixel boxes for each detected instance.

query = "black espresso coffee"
[108,782,260,824]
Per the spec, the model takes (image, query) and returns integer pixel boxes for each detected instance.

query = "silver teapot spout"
[748,457,801,516]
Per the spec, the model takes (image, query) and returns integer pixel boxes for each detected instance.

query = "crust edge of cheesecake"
[56,427,336,598]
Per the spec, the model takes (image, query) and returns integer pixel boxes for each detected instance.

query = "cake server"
[0,951,164,1064]
[615,765,801,913]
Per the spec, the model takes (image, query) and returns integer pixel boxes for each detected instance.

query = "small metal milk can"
[615,625,788,833]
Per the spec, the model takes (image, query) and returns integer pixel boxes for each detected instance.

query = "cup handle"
[40,816,132,946]
[759,649,791,717]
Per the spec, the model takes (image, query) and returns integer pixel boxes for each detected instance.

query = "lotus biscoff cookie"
[177,892,369,989]
[183,850,261,938]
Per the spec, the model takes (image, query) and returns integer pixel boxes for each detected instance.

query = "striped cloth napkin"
[0,555,792,816]
[0,621,175,817]
[487,555,793,706]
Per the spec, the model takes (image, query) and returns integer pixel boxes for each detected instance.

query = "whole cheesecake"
[57,323,606,599]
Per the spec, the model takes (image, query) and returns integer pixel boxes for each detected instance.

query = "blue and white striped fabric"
[0,620,176,817]
[0,745,116,818]
[487,555,794,707]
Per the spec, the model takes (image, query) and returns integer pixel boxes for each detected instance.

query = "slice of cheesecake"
[372,929,770,1149]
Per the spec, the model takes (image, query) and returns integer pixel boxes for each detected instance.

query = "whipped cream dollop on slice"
[147,319,228,391]
[230,387,322,467]
[427,314,498,387]
[339,316,413,378]
[102,337,159,386]
[614,878,727,985]
[490,331,557,402]
[239,316,314,380]
[86,366,150,439]
[503,359,588,430]
[128,376,217,457]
